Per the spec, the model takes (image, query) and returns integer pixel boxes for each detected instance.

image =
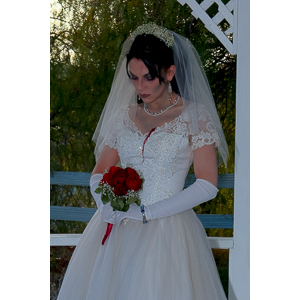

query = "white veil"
[92,25,228,167]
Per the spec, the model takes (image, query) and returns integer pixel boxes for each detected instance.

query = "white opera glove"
[101,203,119,224]
[90,173,104,209]
[89,173,118,224]
[115,179,218,226]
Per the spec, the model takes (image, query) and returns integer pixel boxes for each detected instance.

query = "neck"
[146,90,172,111]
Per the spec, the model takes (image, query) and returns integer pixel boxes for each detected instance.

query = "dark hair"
[126,34,179,96]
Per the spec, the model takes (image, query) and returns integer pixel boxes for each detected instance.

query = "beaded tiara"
[130,23,175,48]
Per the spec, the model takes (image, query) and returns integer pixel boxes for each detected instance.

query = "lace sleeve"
[103,107,128,149]
[189,105,221,150]
[104,136,118,149]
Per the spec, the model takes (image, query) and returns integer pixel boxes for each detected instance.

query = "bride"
[57,23,229,300]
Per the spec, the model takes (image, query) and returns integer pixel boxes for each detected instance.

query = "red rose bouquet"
[95,166,143,245]
[95,166,143,212]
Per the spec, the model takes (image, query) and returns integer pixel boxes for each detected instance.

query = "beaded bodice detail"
[105,104,220,206]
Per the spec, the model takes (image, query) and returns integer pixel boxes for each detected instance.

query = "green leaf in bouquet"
[94,185,103,194]
[101,193,110,205]
[126,197,138,206]
[135,198,141,207]
[111,199,122,211]
[123,203,130,212]
[122,197,141,212]
[117,198,125,210]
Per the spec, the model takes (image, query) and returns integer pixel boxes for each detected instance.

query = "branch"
[50,107,61,121]
[54,37,79,55]
[50,31,70,38]
[50,17,69,24]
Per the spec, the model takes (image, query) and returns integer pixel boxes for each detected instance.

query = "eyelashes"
[129,72,155,81]
[130,75,138,80]
[145,75,155,81]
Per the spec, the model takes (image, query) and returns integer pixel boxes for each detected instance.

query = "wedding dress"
[57,104,227,300]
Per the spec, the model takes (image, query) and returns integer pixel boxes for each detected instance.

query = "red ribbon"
[102,223,113,245]
[142,128,156,162]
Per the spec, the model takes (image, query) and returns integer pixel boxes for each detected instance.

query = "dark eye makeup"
[130,73,138,80]
[144,74,155,81]
[129,71,155,81]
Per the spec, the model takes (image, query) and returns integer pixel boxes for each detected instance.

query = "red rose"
[113,183,128,196]
[109,166,120,175]
[126,174,142,191]
[114,168,128,184]
[101,172,116,187]
[125,167,138,176]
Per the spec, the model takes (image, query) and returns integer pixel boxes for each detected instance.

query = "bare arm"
[91,145,120,176]
[193,144,218,187]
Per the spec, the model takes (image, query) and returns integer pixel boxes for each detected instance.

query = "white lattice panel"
[177,0,237,54]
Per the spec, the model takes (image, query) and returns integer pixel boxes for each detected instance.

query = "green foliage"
[212,249,229,297]
[193,187,234,237]
[50,246,75,299]
[50,185,95,234]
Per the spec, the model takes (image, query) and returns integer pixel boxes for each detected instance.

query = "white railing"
[50,172,234,249]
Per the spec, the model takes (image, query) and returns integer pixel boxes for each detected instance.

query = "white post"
[229,0,250,299]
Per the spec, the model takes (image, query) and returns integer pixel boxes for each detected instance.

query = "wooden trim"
[50,206,233,228]
[50,206,96,222]
[50,172,234,189]
[50,233,233,249]
[197,214,233,229]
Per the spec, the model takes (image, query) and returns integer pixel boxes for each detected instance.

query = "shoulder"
[128,104,138,120]
[181,100,209,120]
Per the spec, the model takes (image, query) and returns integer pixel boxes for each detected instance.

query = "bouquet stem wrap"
[102,223,113,245]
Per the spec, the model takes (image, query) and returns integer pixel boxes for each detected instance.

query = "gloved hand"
[115,178,218,225]
[90,173,119,224]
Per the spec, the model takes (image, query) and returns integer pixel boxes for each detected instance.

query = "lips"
[139,94,150,99]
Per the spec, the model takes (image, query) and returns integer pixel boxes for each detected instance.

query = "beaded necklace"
[143,94,180,116]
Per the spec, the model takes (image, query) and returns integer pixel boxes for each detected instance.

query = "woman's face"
[128,58,169,105]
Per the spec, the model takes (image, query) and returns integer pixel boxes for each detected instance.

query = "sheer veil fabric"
[92,28,228,166]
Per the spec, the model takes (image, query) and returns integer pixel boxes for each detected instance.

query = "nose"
[137,79,145,92]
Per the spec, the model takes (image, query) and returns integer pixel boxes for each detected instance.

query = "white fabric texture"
[89,173,103,210]
[57,210,226,300]
[57,105,227,300]
[115,178,218,225]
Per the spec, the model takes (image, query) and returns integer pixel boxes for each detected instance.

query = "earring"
[168,82,172,103]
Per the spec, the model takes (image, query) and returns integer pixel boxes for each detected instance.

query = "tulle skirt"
[57,209,227,300]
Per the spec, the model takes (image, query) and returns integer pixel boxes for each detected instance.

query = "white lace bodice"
[106,104,219,206]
